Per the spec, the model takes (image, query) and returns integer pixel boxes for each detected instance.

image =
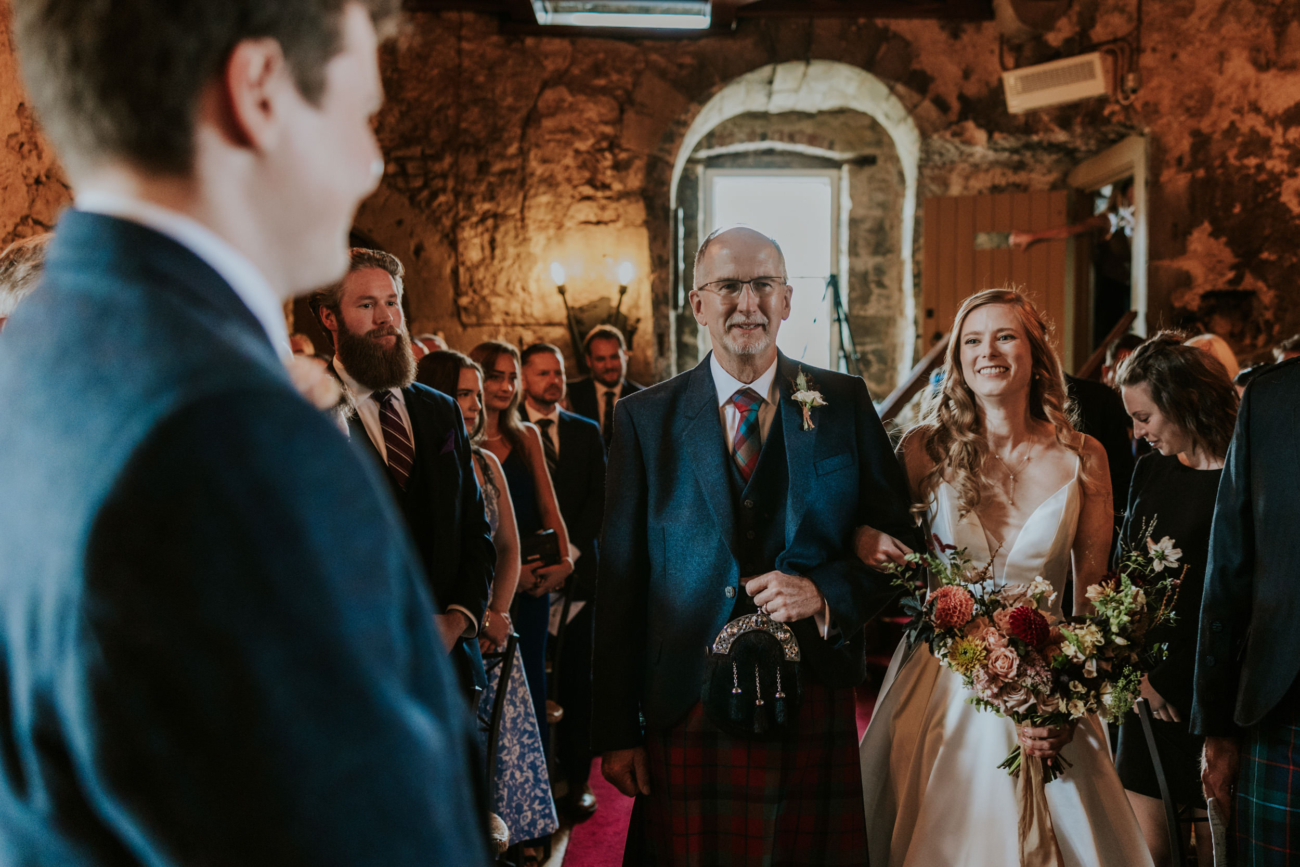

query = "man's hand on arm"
[1203,736,1241,816]
[602,747,651,798]
[745,571,826,623]
[434,610,471,653]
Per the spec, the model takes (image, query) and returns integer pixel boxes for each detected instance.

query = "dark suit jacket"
[567,376,643,431]
[0,212,487,865]
[526,408,606,600]
[1066,374,1135,523]
[348,384,495,696]
[591,353,919,752]
[1191,359,1300,737]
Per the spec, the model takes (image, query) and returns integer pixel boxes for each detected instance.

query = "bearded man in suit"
[593,226,919,864]
[311,249,494,700]
[567,324,642,451]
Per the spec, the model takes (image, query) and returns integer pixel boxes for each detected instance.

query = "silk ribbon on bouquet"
[1017,756,1064,867]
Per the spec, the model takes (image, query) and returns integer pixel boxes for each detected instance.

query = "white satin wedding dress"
[858,464,1153,867]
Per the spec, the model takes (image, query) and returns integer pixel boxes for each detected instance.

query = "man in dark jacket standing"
[567,324,642,450]
[0,1,487,863]
[313,249,494,700]
[1194,358,1300,861]
[593,227,918,863]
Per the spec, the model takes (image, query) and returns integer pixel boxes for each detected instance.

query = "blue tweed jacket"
[0,211,487,865]
[591,352,919,752]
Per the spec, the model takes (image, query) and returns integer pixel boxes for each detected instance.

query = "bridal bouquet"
[891,525,1184,784]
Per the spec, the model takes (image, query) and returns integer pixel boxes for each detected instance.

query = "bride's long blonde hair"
[915,288,1083,517]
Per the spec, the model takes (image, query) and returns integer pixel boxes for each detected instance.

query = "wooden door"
[921,190,1071,362]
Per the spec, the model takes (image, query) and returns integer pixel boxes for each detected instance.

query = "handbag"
[701,612,803,740]
[520,529,562,568]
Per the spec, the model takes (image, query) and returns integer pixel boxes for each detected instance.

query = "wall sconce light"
[615,261,633,323]
[550,262,567,288]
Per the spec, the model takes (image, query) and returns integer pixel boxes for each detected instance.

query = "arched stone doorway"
[665,61,921,391]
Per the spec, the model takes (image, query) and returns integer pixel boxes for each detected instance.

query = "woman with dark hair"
[857,289,1151,866]
[1114,332,1238,867]
[468,341,573,771]
[416,349,559,852]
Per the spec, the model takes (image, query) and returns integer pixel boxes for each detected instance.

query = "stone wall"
[0,0,70,247]
[1,1,1297,374]
[363,0,1300,382]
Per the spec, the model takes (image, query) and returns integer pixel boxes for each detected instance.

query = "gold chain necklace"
[990,445,1033,507]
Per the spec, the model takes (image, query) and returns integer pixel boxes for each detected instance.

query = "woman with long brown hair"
[468,341,573,777]
[1113,333,1237,867]
[857,289,1152,866]
[417,349,560,852]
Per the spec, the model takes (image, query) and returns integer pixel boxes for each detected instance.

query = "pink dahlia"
[930,585,975,629]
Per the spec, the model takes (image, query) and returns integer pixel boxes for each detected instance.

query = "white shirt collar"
[76,191,291,358]
[525,401,561,424]
[710,353,779,408]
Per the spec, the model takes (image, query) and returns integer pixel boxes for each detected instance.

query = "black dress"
[1114,452,1221,808]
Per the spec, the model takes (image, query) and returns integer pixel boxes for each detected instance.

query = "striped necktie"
[535,417,559,477]
[731,387,763,482]
[373,390,414,490]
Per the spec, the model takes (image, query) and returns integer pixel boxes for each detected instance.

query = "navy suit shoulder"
[1192,357,1300,735]
[0,212,487,865]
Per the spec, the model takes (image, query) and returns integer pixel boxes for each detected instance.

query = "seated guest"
[1195,357,1300,864]
[567,324,641,450]
[0,233,51,333]
[1113,333,1238,867]
[470,341,574,768]
[0,0,486,860]
[418,349,560,853]
[1184,332,1239,379]
[310,249,493,701]
[519,343,607,819]
[1272,333,1300,363]
[1102,332,1146,388]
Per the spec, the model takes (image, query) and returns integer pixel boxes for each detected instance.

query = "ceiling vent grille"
[1002,52,1108,114]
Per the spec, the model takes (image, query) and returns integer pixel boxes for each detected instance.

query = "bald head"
[693,226,787,290]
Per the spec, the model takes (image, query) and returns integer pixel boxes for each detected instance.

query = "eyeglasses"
[695,277,788,299]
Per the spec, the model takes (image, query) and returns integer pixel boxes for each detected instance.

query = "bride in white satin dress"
[856,289,1154,867]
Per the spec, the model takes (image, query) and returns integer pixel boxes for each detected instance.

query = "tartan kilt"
[1237,717,1300,865]
[623,680,867,867]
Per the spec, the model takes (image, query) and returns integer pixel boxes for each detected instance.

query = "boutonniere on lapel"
[790,368,827,431]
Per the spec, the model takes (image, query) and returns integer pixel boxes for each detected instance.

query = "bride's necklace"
[990,444,1032,507]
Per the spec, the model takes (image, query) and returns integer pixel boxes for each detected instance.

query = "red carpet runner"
[561,686,877,865]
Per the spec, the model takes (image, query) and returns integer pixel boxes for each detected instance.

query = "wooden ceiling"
[404,0,995,36]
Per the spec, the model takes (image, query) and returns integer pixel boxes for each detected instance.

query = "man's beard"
[719,312,773,357]
[336,322,417,391]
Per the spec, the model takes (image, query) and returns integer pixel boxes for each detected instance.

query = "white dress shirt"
[75,191,291,358]
[711,353,831,636]
[333,357,474,635]
[710,353,779,453]
[332,358,413,465]
[523,401,561,459]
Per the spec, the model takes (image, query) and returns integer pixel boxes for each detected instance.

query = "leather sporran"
[701,613,803,740]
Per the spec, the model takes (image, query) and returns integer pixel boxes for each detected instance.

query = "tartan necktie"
[373,390,414,490]
[602,389,616,447]
[730,387,764,482]
[535,417,559,477]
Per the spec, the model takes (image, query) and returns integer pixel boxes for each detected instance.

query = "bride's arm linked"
[853,429,929,568]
